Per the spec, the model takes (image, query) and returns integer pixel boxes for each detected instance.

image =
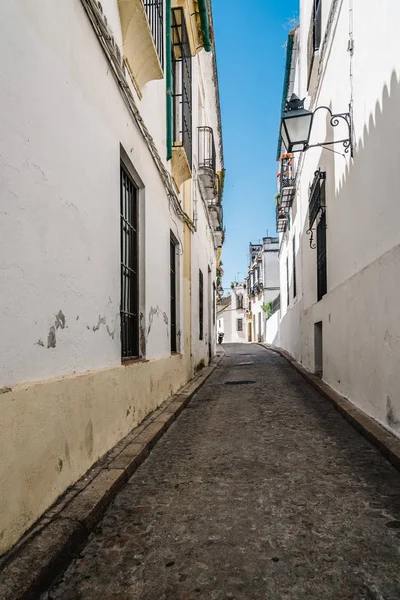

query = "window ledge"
[117,0,163,92]
[122,358,149,366]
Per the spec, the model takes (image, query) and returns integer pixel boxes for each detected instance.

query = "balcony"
[214,226,224,247]
[276,206,287,233]
[309,169,326,228]
[279,155,296,211]
[280,174,296,211]
[198,126,217,200]
[117,0,163,94]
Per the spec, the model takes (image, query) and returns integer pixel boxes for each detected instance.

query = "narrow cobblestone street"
[45,344,400,599]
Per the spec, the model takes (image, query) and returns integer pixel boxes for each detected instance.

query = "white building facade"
[217,283,247,343]
[276,1,400,437]
[0,0,223,555]
[246,239,280,343]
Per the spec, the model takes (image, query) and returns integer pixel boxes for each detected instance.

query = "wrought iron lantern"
[280,94,352,156]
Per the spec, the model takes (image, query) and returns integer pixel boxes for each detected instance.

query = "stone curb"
[0,350,225,600]
[260,343,400,474]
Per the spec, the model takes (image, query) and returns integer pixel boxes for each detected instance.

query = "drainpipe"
[166,0,173,160]
[198,0,212,52]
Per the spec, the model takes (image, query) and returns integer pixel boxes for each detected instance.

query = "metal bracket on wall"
[306,207,326,249]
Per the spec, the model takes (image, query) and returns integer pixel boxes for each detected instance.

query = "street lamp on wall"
[280,94,353,157]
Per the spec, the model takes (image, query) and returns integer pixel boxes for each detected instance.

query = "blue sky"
[212,0,299,290]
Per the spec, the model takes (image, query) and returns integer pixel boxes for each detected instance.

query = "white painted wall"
[265,310,280,346]
[217,286,247,343]
[0,0,224,554]
[278,0,400,437]
[246,238,279,342]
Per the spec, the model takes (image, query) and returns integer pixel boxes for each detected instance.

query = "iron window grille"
[271,294,281,315]
[317,211,327,301]
[286,258,290,308]
[237,318,243,332]
[199,269,204,340]
[120,164,139,360]
[172,8,192,167]
[213,282,216,325]
[292,237,297,299]
[143,0,164,68]
[309,169,326,228]
[307,0,322,87]
[170,236,177,352]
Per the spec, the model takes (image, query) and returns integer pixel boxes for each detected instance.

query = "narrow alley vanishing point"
[46,345,400,599]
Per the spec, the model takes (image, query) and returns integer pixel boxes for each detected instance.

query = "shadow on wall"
[284,68,400,319]
[280,70,400,433]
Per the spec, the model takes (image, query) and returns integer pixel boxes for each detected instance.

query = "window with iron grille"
[237,318,243,332]
[170,236,177,352]
[143,1,164,68]
[199,269,204,340]
[172,8,192,167]
[292,237,297,299]
[309,169,326,229]
[317,211,327,301]
[236,294,243,310]
[286,258,290,308]
[120,164,139,360]
[213,282,216,325]
[307,0,322,88]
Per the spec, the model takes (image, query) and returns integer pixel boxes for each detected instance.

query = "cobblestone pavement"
[45,344,400,599]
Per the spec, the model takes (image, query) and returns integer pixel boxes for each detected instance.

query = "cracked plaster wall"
[0,0,219,557]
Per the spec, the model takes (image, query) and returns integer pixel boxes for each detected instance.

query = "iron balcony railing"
[276,206,287,233]
[198,126,217,200]
[280,174,296,211]
[143,0,164,68]
[309,168,326,228]
[198,126,216,172]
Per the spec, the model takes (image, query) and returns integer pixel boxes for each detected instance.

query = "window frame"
[170,234,178,353]
[292,236,297,300]
[199,269,204,340]
[171,7,193,167]
[120,163,139,361]
[307,0,322,88]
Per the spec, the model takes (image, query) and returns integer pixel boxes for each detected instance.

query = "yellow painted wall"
[0,354,189,555]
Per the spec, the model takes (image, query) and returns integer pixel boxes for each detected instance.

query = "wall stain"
[106,325,115,339]
[47,325,56,348]
[0,387,12,395]
[55,310,66,330]
[90,315,116,338]
[387,396,400,429]
[65,442,71,468]
[76,315,79,321]
[147,306,168,336]
[93,316,106,332]
[35,339,45,347]
[85,420,94,457]
[140,312,146,356]
[57,458,63,473]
